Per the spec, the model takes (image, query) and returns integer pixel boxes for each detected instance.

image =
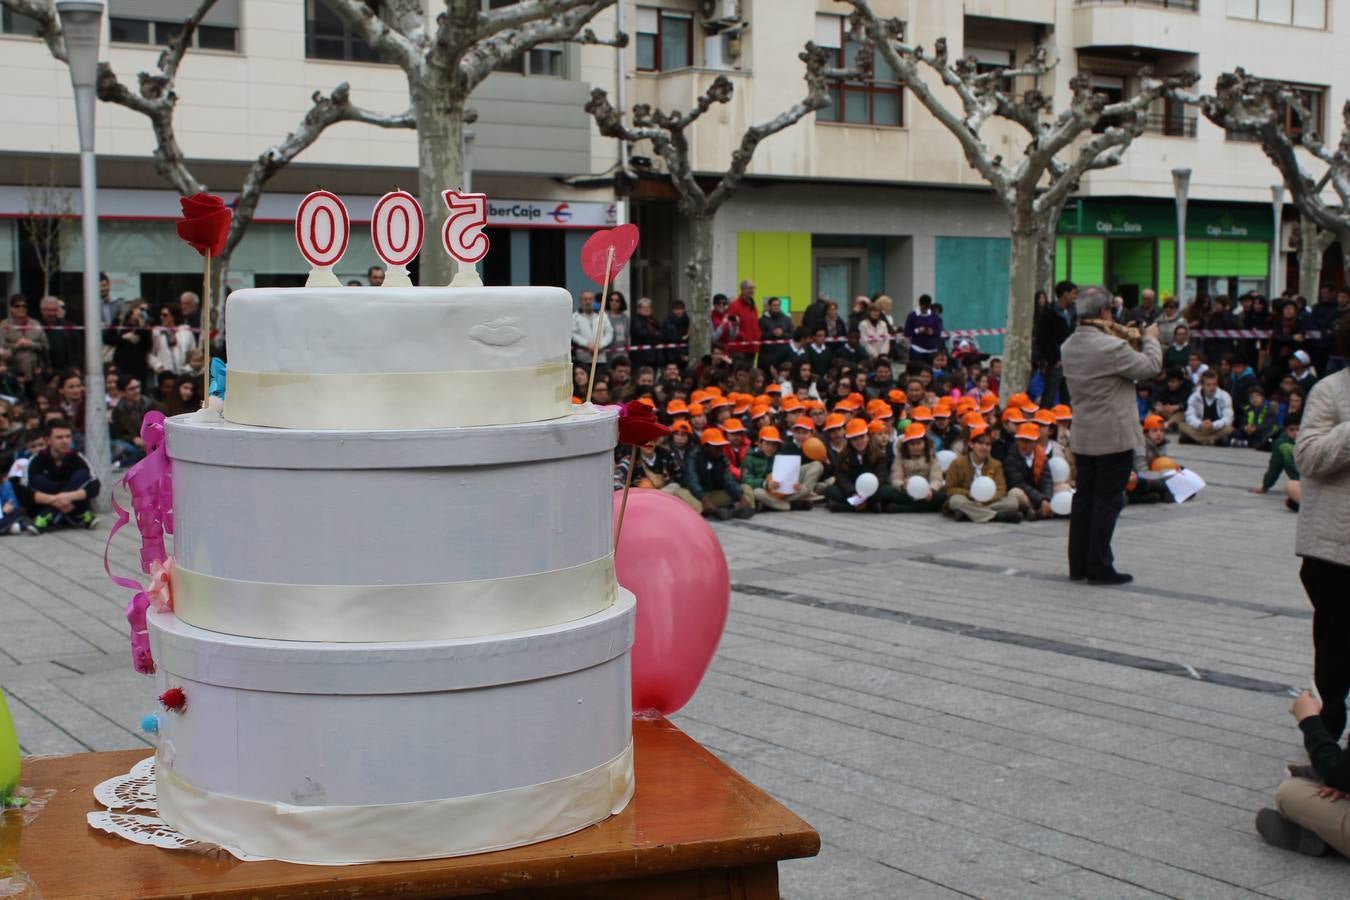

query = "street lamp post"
[1172,168,1191,308]
[1270,184,1285,296]
[56,0,109,506]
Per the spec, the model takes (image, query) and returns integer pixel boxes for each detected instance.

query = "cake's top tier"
[224,286,574,430]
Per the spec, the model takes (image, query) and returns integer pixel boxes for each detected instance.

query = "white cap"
[1293,350,1311,365]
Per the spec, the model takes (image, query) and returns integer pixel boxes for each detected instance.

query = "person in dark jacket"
[822,418,899,512]
[684,427,753,520]
[903,294,943,359]
[38,296,77,374]
[1003,422,1056,519]
[628,296,664,369]
[1151,368,1191,428]
[1255,689,1350,858]
[106,304,152,386]
[21,418,99,530]
[1220,355,1259,419]
[1248,413,1300,510]
[1233,385,1279,450]
[1036,281,1078,405]
[662,300,690,369]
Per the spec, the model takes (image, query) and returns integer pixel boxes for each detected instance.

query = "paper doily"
[86,757,262,861]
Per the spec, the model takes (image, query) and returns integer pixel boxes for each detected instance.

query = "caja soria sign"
[486,199,619,229]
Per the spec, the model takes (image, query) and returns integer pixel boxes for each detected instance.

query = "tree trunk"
[1003,225,1040,397]
[1035,229,1056,303]
[1298,215,1326,298]
[411,72,465,288]
[685,212,714,362]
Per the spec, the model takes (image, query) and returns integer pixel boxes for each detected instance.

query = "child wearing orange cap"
[684,428,754,520]
[889,423,946,512]
[772,417,826,501]
[614,435,681,493]
[740,426,814,512]
[943,425,1023,523]
[722,418,750,479]
[1003,422,1054,519]
[1127,414,1176,505]
[823,418,900,512]
[687,402,708,434]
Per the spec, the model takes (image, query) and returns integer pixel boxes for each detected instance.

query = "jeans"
[1068,450,1133,578]
[111,439,145,467]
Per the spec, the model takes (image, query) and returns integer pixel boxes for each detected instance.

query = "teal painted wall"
[935,236,1009,355]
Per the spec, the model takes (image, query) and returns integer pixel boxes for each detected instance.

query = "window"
[966,46,1013,93]
[1,7,41,36]
[814,14,902,127]
[636,8,692,72]
[1228,0,1326,28]
[1086,74,1126,134]
[305,0,383,62]
[1225,82,1324,141]
[107,0,240,50]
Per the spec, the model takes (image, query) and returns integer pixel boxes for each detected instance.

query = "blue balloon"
[140,714,159,734]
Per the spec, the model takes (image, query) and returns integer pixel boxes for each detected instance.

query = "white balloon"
[1049,456,1071,483]
[906,475,930,501]
[855,472,880,500]
[1050,490,1074,516]
[970,476,996,503]
[936,449,957,472]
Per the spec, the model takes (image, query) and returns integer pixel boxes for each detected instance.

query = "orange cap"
[845,418,869,438]
[955,397,978,413]
[888,389,907,403]
[765,383,782,394]
[911,405,934,422]
[709,396,734,410]
[700,427,728,446]
[804,399,825,411]
[979,393,1000,412]
[1009,392,1034,410]
[637,396,656,408]
[1016,423,1041,441]
[824,412,847,430]
[691,389,711,405]
[571,396,582,405]
[847,392,865,406]
[836,396,861,411]
[671,420,693,434]
[750,404,771,420]
[733,398,751,414]
[758,426,783,442]
[1052,404,1072,421]
[968,423,990,440]
[872,404,894,419]
[901,422,927,442]
[704,386,724,398]
[1143,414,1165,430]
[867,419,887,434]
[1034,409,1056,425]
[666,399,689,415]
[722,417,746,434]
[961,411,985,429]
[792,416,815,432]
[781,395,803,412]
[1001,407,1025,423]
[687,402,705,417]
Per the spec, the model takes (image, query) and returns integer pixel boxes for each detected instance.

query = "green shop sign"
[1057,200,1272,241]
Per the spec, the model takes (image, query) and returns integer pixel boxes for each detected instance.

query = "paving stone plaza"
[1,442,1342,898]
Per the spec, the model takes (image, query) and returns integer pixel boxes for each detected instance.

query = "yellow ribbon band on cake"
[171,554,617,643]
[155,741,635,865]
[224,357,573,429]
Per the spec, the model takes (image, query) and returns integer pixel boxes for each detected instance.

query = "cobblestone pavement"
[1,443,1343,897]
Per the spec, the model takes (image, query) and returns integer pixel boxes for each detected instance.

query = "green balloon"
[0,687,19,805]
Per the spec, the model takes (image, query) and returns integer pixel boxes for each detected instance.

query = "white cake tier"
[164,406,617,642]
[223,286,574,429]
[147,593,635,865]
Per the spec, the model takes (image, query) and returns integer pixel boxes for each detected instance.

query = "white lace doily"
[86,757,262,861]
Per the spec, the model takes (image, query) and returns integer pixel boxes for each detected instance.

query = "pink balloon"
[612,489,729,715]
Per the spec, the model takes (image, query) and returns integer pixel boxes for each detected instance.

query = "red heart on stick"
[581,224,640,286]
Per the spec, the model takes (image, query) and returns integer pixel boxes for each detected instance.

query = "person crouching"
[685,428,755,520]
[943,424,1023,523]
[889,423,945,512]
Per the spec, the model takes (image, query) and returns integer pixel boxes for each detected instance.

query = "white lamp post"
[56,0,109,504]
[1172,168,1191,307]
[1270,184,1285,296]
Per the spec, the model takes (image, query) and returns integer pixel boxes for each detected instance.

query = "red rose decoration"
[158,687,187,713]
[617,399,670,446]
[175,193,232,258]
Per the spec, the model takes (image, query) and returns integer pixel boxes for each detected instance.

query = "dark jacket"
[683,445,741,500]
[1035,304,1075,367]
[1003,449,1054,507]
[27,448,100,499]
[628,314,664,368]
[110,396,156,443]
[831,444,892,497]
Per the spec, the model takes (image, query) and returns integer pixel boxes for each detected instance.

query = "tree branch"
[459,0,611,90]
[319,0,421,71]
[1,0,64,61]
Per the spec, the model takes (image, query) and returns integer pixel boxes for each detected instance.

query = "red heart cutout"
[581,224,640,286]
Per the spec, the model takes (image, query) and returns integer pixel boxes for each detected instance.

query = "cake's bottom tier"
[146,593,635,865]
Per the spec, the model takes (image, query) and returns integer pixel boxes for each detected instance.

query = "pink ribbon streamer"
[103,411,174,675]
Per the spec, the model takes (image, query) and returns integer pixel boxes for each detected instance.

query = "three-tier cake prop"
[90,190,641,865]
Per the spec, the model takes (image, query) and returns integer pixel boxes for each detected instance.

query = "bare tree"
[843,0,1197,394]
[585,46,833,360]
[5,0,413,324]
[318,0,619,286]
[20,157,75,297]
[1192,69,1350,288]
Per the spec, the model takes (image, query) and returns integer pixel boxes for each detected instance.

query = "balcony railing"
[1143,112,1197,137]
[1075,0,1199,10]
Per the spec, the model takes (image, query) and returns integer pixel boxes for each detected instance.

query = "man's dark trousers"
[1301,556,1350,742]
[1068,450,1133,579]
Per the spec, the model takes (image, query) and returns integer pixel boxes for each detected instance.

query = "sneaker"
[33,512,54,531]
[75,511,99,530]
[733,505,755,520]
[1255,808,1327,856]
[22,521,38,536]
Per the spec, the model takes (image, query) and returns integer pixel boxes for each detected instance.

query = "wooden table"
[2,717,818,899]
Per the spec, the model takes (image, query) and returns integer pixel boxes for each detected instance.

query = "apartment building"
[0,1,1343,346]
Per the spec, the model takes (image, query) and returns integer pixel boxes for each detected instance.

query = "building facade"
[0,0,1345,347]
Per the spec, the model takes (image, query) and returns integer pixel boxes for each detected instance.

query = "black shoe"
[1069,574,1087,582]
[826,500,850,513]
[993,511,1023,524]
[1087,571,1134,586]
[733,505,755,520]
[713,507,734,521]
[1286,498,1300,513]
[788,500,813,511]
[1255,808,1327,856]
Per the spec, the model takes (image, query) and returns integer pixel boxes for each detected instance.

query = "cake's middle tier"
[164,405,618,643]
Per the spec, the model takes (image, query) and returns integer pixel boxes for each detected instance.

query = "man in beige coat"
[1061,286,1162,585]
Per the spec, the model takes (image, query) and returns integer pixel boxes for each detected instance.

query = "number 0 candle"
[371,190,424,288]
[296,190,350,287]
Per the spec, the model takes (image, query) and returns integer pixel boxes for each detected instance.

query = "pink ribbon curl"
[103,411,175,675]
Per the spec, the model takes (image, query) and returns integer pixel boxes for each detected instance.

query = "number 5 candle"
[443,190,490,288]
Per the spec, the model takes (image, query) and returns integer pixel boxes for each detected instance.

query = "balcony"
[1143,111,1197,136]
[1073,0,1202,53]
[962,0,1056,26]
